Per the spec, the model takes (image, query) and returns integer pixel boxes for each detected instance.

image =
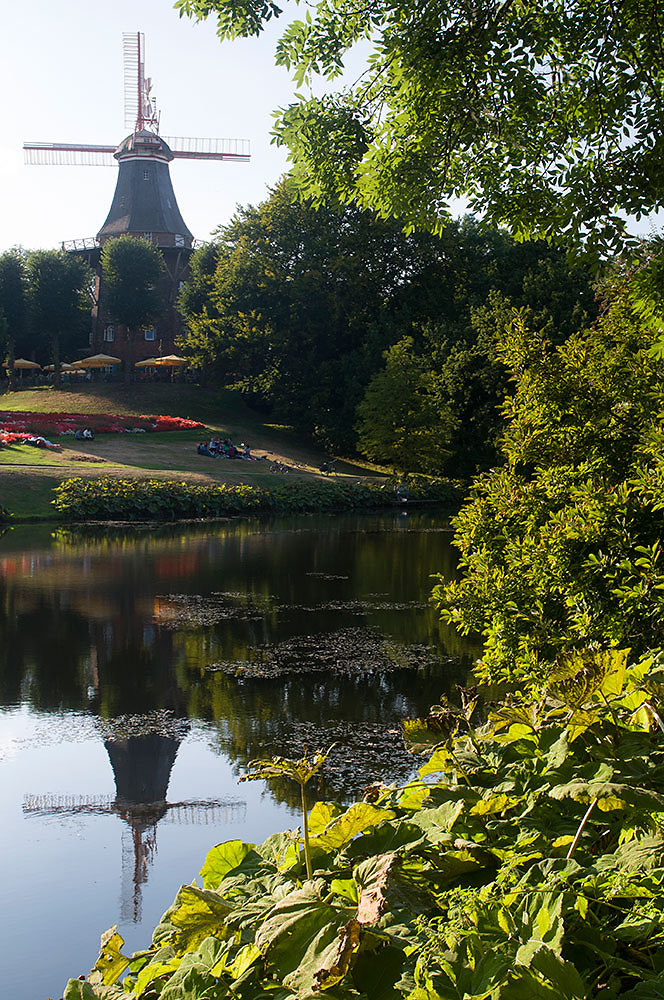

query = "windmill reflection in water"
[22,722,246,922]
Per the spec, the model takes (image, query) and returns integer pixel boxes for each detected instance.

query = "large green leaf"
[308,800,345,835]
[133,955,183,996]
[88,927,132,987]
[200,840,257,890]
[621,974,664,999]
[255,885,354,996]
[344,819,425,860]
[159,937,230,999]
[309,802,396,852]
[164,885,234,954]
[408,801,465,839]
[63,982,127,1000]
[259,830,301,870]
[549,780,664,812]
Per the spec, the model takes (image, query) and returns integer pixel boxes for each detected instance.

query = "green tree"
[179,181,421,449]
[357,245,595,476]
[0,249,29,389]
[355,336,450,473]
[176,0,664,255]
[101,237,166,384]
[181,185,594,458]
[26,250,91,386]
[437,261,664,685]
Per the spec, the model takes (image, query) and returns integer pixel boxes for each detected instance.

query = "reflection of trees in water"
[188,664,469,806]
[1,513,477,810]
[0,583,92,708]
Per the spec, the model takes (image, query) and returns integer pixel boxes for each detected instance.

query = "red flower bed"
[0,410,205,438]
[0,430,61,450]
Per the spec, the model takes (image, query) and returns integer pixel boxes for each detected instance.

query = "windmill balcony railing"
[62,237,100,252]
[62,236,209,252]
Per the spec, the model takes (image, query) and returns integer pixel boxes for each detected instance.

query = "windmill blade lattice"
[23,143,117,166]
[165,136,250,162]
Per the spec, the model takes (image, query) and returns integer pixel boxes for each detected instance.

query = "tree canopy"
[101,237,166,331]
[177,0,664,255]
[438,261,664,684]
[179,183,593,459]
[101,237,167,381]
[26,249,90,385]
[0,249,29,386]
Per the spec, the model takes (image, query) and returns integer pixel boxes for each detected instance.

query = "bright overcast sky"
[0,0,302,252]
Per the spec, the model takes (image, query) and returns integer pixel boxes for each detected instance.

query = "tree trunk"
[7,337,15,391]
[52,334,61,388]
[124,325,134,385]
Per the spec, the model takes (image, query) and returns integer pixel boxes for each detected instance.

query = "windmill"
[23,32,250,363]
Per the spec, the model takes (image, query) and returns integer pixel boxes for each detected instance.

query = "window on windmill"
[103,325,115,342]
[175,234,185,247]
[143,170,150,180]
[144,328,156,341]
[144,232,153,242]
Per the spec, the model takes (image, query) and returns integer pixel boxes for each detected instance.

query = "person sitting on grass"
[197,441,214,457]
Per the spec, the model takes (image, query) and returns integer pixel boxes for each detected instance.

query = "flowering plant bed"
[0,410,205,438]
[0,430,61,450]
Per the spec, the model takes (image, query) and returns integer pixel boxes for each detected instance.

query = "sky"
[0,0,306,252]
[1,1,660,255]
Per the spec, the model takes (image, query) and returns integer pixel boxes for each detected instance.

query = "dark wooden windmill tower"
[24,32,250,366]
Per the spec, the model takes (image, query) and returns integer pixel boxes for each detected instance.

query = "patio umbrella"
[153,355,188,366]
[11,358,41,369]
[134,358,159,368]
[71,354,122,368]
[44,363,77,372]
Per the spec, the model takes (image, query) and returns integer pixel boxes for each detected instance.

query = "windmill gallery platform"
[24,32,250,364]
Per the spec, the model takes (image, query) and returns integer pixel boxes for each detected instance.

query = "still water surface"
[0,511,474,999]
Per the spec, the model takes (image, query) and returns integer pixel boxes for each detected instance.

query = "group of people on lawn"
[197,436,255,460]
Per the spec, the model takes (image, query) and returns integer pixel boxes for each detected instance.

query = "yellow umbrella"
[134,358,159,368]
[11,358,41,369]
[71,354,122,368]
[153,354,188,366]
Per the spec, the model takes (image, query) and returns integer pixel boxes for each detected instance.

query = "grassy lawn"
[0,383,386,520]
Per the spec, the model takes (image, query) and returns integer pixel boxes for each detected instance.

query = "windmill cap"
[115,130,174,162]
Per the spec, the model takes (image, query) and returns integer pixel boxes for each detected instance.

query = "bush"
[52,476,463,521]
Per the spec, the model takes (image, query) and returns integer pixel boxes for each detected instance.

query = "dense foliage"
[0,249,29,387]
[176,0,663,256]
[25,249,91,386]
[65,648,664,1000]
[101,237,167,382]
[52,476,461,521]
[437,263,664,684]
[179,183,595,468]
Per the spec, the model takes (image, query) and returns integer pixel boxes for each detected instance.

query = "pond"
[0,511,477,1000]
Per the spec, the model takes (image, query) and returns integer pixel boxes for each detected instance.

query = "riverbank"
[0,384,405,520]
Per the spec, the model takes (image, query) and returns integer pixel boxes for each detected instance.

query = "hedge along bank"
[51,477,463,521]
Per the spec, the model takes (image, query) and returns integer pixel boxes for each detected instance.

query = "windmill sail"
[165,136,250,161]
[23,143,117,166]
